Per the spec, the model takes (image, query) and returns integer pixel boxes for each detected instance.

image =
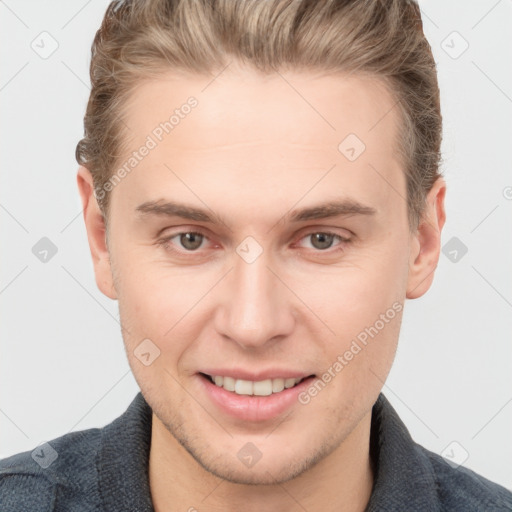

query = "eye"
[158,231,207,252]
[296,231,349,251]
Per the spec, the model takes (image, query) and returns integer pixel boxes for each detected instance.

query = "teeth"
[284,378,296,389]
[210,375,304,396]
[272,378,285,393]
[253,379,273,396]
[235,379,253,395]
[223,376,235,392]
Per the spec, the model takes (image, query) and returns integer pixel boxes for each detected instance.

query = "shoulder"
[1,392,154,512]
[369,393,512,511]
[418,443,512,511]
[0,427,102,512]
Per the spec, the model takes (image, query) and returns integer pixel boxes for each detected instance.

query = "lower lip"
[197,374,316,422]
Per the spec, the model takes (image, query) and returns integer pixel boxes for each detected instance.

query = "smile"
[197,371,316,421]
[206,374,306,396]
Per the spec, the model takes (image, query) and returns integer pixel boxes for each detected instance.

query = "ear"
[76,166,117,300]
[406,177,447,299]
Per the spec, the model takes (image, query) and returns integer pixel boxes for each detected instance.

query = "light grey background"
[1,0,511,490]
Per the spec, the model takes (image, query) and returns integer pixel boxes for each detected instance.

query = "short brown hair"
[76,0,442,229]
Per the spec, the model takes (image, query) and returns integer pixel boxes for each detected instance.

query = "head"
[77,0,446,485]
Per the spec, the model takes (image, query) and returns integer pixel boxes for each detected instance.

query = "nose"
[214,244,296,350]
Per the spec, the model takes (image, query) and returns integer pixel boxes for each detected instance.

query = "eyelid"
[295,226,352,240]
[156,224,214,239]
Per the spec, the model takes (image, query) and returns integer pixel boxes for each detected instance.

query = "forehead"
[113,68,405,221]
[124,67,399,148]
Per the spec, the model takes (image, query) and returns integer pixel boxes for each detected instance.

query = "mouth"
[195,366,318,421]
[199,372,313,397]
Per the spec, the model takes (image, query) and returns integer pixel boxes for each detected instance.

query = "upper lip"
[200,369,314,381]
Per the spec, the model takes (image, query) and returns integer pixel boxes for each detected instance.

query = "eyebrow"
[288,200,376,222]
[135,199,377,225]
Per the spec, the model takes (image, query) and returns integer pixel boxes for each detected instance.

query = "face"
[79,65,443,485]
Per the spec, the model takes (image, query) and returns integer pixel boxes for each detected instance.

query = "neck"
[149,411,374,512]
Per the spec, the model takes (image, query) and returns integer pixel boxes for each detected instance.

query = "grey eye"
[309,233,336,250]
[179,232,204,251]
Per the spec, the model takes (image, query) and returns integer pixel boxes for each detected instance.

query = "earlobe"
[406,178,447,300]
[76,166,117,300]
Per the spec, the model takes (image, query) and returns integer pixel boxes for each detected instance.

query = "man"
[1,0,511,510]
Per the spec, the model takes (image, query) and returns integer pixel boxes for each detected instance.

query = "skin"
[77,65,446,512]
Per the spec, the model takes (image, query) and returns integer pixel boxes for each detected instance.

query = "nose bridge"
[216,240,294,348]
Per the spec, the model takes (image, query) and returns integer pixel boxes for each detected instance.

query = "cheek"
[316,243,408,340]
[112,256,177,347]
[305,240,407,396]
[113,250,222,378]
[115,271,197,395]
[302,303,402,422]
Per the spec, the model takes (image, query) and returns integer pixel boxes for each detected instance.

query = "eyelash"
[155,229,351,256]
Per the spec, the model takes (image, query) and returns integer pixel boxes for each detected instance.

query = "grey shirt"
[1,392,511,511]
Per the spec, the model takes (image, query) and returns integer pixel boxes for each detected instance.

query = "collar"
[365,393,440,511]
[98,392,154,511]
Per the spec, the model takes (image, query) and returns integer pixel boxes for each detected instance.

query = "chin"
[197,454,315,486]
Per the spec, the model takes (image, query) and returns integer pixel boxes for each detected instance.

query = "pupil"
[312,233,333,250]
[181,233,202,250]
